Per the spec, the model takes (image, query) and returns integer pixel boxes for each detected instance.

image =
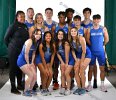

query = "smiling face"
[35,31,42,40]
[93,18,101,26]
[45,32,52,43]
[71,28,77,37]
[73,19,81,26]
[58,31,64,41]
[17,13,25,23]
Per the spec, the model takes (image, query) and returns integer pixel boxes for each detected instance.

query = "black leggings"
[8,46,22,89]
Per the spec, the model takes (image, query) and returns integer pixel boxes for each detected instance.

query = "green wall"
[0,0,16,57]
[105,0,116,65]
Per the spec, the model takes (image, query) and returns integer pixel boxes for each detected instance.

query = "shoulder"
[79,36,85,42]
[65,41,70,46]
[25,39,32,45]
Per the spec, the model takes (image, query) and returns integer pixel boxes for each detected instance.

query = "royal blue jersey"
[81,20,93,29]
[25,20,34,28]
[90,26,104,52]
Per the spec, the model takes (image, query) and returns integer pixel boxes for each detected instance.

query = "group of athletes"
[4,7,109,97]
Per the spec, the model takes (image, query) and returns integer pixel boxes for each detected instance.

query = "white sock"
[88,81,91,85]
[101,81,104,86]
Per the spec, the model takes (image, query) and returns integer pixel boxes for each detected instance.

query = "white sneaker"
[100,85,107,92]
[59,88,65,95]
[46,89,51,95]
[86,85,93,92]
[65,89,71,96]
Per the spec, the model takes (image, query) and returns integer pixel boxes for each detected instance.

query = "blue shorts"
[76,47,91,59]
[60,54,74,66]
[17,55,32,68]
[35,54,51,65]
[89,51,105,66]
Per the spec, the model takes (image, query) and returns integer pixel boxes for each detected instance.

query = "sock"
[88,81,91,85]
[101,81,104,86]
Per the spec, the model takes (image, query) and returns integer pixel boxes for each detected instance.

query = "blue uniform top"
[81,20,93,29]
[44,47,52,62]
[90,26,104,52]
[25,20,34,28]
[44,20,56,31]
[21,44,36,60]
[55,23,68,34]
[58,44,72,61]
[78,26,84,36]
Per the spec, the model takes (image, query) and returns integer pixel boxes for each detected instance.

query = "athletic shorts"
[89,51,105,66]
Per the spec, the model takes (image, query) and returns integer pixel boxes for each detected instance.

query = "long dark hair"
[69,27,79,51]
[31,29,42,54]
[14,11,25,22]
[55,29,67,52]
[42,31,54,53]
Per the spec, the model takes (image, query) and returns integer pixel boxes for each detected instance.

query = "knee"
[100,67,105,72]
[65,70,70,76]
[49,71,53,78]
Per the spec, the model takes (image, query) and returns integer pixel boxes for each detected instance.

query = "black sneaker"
[93,79,97,88]
[11,88,21,95]
[17,85,24,91]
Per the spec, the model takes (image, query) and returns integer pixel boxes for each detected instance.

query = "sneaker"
[23,90,32,97]
[86,85,93,92]
[17,85,24,91]
[78,88,86,95]
[46,89,51,95]
[93,79,97,88]
[65,89,71,96]
[73,88,81,95]
[100,85,108,92]
[41,89,48,96]
[11,88,21,95]
[59,88,65,95]
[53,83,59,90]
[30,90,37,95]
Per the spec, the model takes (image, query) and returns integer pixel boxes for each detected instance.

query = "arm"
[24,39,32,64]
[65,42,70,65]
[72,50,78,62]
[86,28,91,45]
[39,43,47,69]
[79,36,86,62]
[103,27,109,45]
[29,26,35,38]
[4,24,15,46]
[51,25,56,38]
[50,44,56,67]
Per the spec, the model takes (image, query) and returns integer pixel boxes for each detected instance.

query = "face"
[17,13,25,23]
[35,31,41,40]
[93,18,101,26]
[27,9,34,19]
[36,15,43,24]
[45,10,53,19]
[73,19,81,26]
[83,11,91,19]
[71,28,77,37]
[58,31,64,40]
[45,33,51,43]
[59,15,66,23]
[66,12,73,20]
